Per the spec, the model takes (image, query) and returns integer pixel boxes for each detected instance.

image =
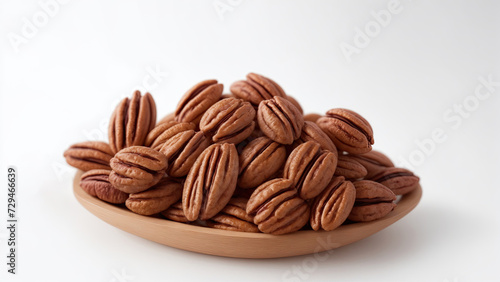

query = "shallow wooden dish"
[73,170,422,258]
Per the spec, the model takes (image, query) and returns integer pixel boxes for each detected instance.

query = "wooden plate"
[73,170,422,258]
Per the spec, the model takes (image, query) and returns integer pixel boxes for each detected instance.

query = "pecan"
[348,180,396,222]
[64,141,114,171]
[108,91,157,154]
[257,96,304,145]
[304,113,321,123]
[370,167,419,195]
[294,121,337,154]
[159,130,210,177]
[317,108,374,154]
[284,141,337,199]
[310,176,356,231]
[230,73,286,107]
[80,169,129,204]
[286,95,303,114]
[145,121,196,150]
[161,202,190,223]
[175,79,223,126]
[246,178,309,235]
[220,93,234,100]
[334,155,368,180]
[199,98,256,144]
[157,112,175,125]
[109,146,168,193]
[207,197,259,233]
[125,177,182,215]
[182,143,239,221]
[350,150,394,179]
[238,137,287,189]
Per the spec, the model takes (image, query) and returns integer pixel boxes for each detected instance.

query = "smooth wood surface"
[73,170,422,258]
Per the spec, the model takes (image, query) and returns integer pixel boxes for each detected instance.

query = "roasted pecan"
[284,141,337,199]
[370,167,419,195]
[64,141,114,171]
[348,180,396,222]
[207,197,259,233]
[157,112,175,125]
[304,113,321,123]
[257,96,304,145]
[286,95,303,114]
[246,178,309,235]
[334,154,368,180]
[80,169,129,204]
[230,73,286,107]
[161,202,190,223]
[199,98,256,144]
[182,143,239,221]
[175,79,223,126]
[125,177,182,215]
[310,176,356,231]
[145,121,196,150]
[220,93,234,100]
[109,146,168,193]
[238,137,287,189]
[350,150,394,179]
[317,108,374,154]
[108,91,157,154]
[294,121,337,154]
[159,130,210,177]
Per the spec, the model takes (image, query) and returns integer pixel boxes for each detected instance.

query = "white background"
[1,0,499,281]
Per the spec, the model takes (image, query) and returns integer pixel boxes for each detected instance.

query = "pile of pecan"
[64,73,420,235]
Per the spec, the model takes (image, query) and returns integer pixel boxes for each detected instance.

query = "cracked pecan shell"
[238,137,287,189]
[175,79,223,126]
[145,121,196,150]
[257,96,304,145]
[207,197,259,233]
[334,154,368,180]
[161,201,190,223]
[317,108,374,154]
[108,91,157,154]
[159,130,210,177]
[246,178,309,235]
[348,180,396,222]
[370,167,419,195]
[199,97,256,144]
[64,141,114,171]
[182,143,239,221]
[350,150,394,179]
[230,73,286,107]
[294,121,338,154]
[109,146,168,193]
[80,169,128,204]
[310,176,356,231]
[284,141,337,200]
[125,177,182,215]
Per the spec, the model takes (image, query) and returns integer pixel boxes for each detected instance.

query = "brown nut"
[238,137,287,189]
[145,121,196,150]
[294,121,338,154]
[334,155,368,180]
[175,79,223,126]
[64,141,114,171]
[348,180,396,222]
[220,93,234,100]
[284,141,337,200]
[80,169,129,204]
[199,98,256,144]
[108,91,157,154]
[207,197,259,233]
[230,73,286,107]
[109,146,168,193]
[310,176,356,231]
[304,113,321,123]
[182,143,239,221]
[370,167,420,195]
[349,150,394,179]
[317,108,374,154]
[159,130,210,177]
[161,201,190,223]
[286,95,303,115]
[157,112,175,125]
[125,177,182,215]
[246,178,309,235]
[257,96,304,145]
